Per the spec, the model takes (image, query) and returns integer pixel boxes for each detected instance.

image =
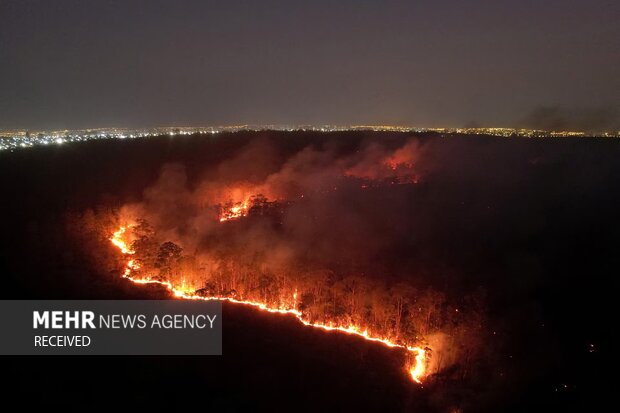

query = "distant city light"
[0,126,617,152]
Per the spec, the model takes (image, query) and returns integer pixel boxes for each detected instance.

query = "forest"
[66,134,489,380]
[4,130,616,411]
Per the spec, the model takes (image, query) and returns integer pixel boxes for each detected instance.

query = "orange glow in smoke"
[110,225,428,383]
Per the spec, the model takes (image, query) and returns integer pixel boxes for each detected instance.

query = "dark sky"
[0,0,618,130]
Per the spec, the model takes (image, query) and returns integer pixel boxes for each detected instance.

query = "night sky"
[1,0,618,130]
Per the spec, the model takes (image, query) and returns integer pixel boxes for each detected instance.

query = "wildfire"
[110,226,135,254]
[219,199,251,222]
[110,226,428,383]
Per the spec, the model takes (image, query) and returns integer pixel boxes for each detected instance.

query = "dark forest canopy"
[1,131,618,411]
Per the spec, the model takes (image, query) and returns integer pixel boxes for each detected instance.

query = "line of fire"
[70,139,490,387]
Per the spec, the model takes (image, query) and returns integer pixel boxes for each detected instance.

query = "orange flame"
[219,199,251,222]
[110,226,427,383]
[111,226,135,254]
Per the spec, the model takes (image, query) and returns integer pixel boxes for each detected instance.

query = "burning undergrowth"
[17,131,615,411]
[98,137,486,385]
